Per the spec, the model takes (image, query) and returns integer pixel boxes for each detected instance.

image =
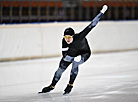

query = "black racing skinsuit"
[51,25,93,86]
[51,12,103,86]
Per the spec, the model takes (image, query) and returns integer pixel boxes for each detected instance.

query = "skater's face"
[64,35,73,44]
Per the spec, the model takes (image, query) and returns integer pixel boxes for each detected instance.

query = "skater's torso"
[62,22,95,57]
[62,33,91,57]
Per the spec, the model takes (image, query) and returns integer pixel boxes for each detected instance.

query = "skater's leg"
[69,53,91,84]
[63,53,91,94]
[51,67,67,86]
[41,56,73,93]
[51,56,74,86]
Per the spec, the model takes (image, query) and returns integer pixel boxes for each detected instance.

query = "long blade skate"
[38,85,54,94]
[63,92,70,95]
[63,84,73,95]
[38,91,50,94]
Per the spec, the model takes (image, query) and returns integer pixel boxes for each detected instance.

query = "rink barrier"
[0,54,61,62]
[0,21,138,62]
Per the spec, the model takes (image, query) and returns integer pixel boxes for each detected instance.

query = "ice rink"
[0,50,138,102]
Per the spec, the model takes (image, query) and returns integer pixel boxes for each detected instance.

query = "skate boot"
[38,85,54,93]
[63,84,73,95]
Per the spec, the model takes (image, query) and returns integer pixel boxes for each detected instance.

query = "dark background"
[0,0,138,24]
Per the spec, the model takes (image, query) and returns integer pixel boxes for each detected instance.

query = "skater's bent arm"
[62,50,68,58]
[62,39,68,58]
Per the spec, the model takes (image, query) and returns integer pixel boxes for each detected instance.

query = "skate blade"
[63,93,69,95]
[38,91,50,94]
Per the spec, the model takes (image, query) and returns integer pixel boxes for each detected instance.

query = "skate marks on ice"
[37,80,138,102]
[0,92,72,102]
[0,80,138,102]
[73,80,138,102]
[17,81,138,102]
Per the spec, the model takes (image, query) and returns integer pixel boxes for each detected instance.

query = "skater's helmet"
[64,27,75,36]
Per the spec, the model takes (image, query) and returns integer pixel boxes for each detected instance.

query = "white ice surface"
[0,51,138,102]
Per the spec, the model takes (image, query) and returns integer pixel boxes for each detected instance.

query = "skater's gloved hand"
[74,55,81,62]
[74,55,85,65]
[73,55,83,65]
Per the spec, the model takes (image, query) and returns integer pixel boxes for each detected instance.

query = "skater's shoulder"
[73,33,79,38]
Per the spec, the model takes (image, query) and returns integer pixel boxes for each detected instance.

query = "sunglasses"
[64,36,73,39]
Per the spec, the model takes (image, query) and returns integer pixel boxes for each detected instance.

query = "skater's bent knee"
[63,55,74,62]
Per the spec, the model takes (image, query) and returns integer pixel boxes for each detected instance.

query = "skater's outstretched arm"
[79,5,108,40]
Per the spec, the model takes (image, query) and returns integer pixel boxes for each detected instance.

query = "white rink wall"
[0,21,138,61]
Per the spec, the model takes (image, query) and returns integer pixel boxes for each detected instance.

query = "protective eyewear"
[64,36,73,39]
